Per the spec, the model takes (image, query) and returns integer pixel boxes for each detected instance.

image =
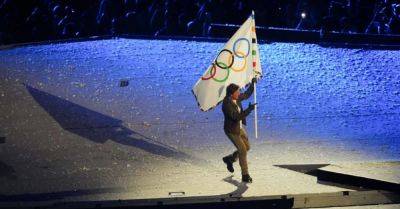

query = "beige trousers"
[225,128,250,175]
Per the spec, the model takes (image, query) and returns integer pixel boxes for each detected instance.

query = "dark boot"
[242,174,253,183]
[222,156,234,173]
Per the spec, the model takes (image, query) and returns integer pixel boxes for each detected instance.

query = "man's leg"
[238,128,252,182]
[226,132,249,175]
[230,151,239,162]
[223,131,238,173]
[240,128,250,151]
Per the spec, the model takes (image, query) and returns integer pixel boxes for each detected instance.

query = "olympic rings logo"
[201,38,251,83]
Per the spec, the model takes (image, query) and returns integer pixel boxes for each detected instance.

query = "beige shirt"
[232,100,243,129]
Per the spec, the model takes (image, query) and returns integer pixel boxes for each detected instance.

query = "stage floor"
[0,38,399,207]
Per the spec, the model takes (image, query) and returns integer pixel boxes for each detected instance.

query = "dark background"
[1,0,400,45]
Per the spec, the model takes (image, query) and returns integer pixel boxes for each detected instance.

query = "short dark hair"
[226,83,239,97]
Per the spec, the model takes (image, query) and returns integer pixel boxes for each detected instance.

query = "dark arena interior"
[0,1,400,209]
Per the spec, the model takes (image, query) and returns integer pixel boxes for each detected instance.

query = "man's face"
[231,89,240,100]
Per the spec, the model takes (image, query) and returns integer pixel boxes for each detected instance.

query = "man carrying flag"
[222,79,257,183]
[192,11,262,183]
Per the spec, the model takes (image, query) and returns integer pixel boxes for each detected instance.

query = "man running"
[222,78,257,183]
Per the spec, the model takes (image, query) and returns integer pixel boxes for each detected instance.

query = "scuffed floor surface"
[0,38,399,203]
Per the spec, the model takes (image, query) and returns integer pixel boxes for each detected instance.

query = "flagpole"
[251,10,258,139]
[254,79,258,139]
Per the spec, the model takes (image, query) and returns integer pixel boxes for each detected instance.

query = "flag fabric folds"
[192,14,262,111]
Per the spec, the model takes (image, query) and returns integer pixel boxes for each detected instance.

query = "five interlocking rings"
[201,38,251,83]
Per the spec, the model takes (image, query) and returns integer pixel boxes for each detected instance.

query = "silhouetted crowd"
[1,0,400,44]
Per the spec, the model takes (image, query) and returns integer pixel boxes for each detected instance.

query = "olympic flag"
[192,12,262,137]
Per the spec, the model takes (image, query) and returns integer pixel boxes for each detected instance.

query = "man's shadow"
[25,85,205,164]
[222,175,249,197]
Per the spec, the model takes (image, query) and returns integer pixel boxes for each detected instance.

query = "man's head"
[226,83,240,100]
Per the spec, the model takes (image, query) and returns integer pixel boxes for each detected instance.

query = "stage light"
[301,12,306,19]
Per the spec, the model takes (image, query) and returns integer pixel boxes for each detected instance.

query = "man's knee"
[241,137,250,151]
[237,146,247,155]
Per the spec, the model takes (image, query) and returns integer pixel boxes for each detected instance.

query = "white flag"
[192,14,262,111]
